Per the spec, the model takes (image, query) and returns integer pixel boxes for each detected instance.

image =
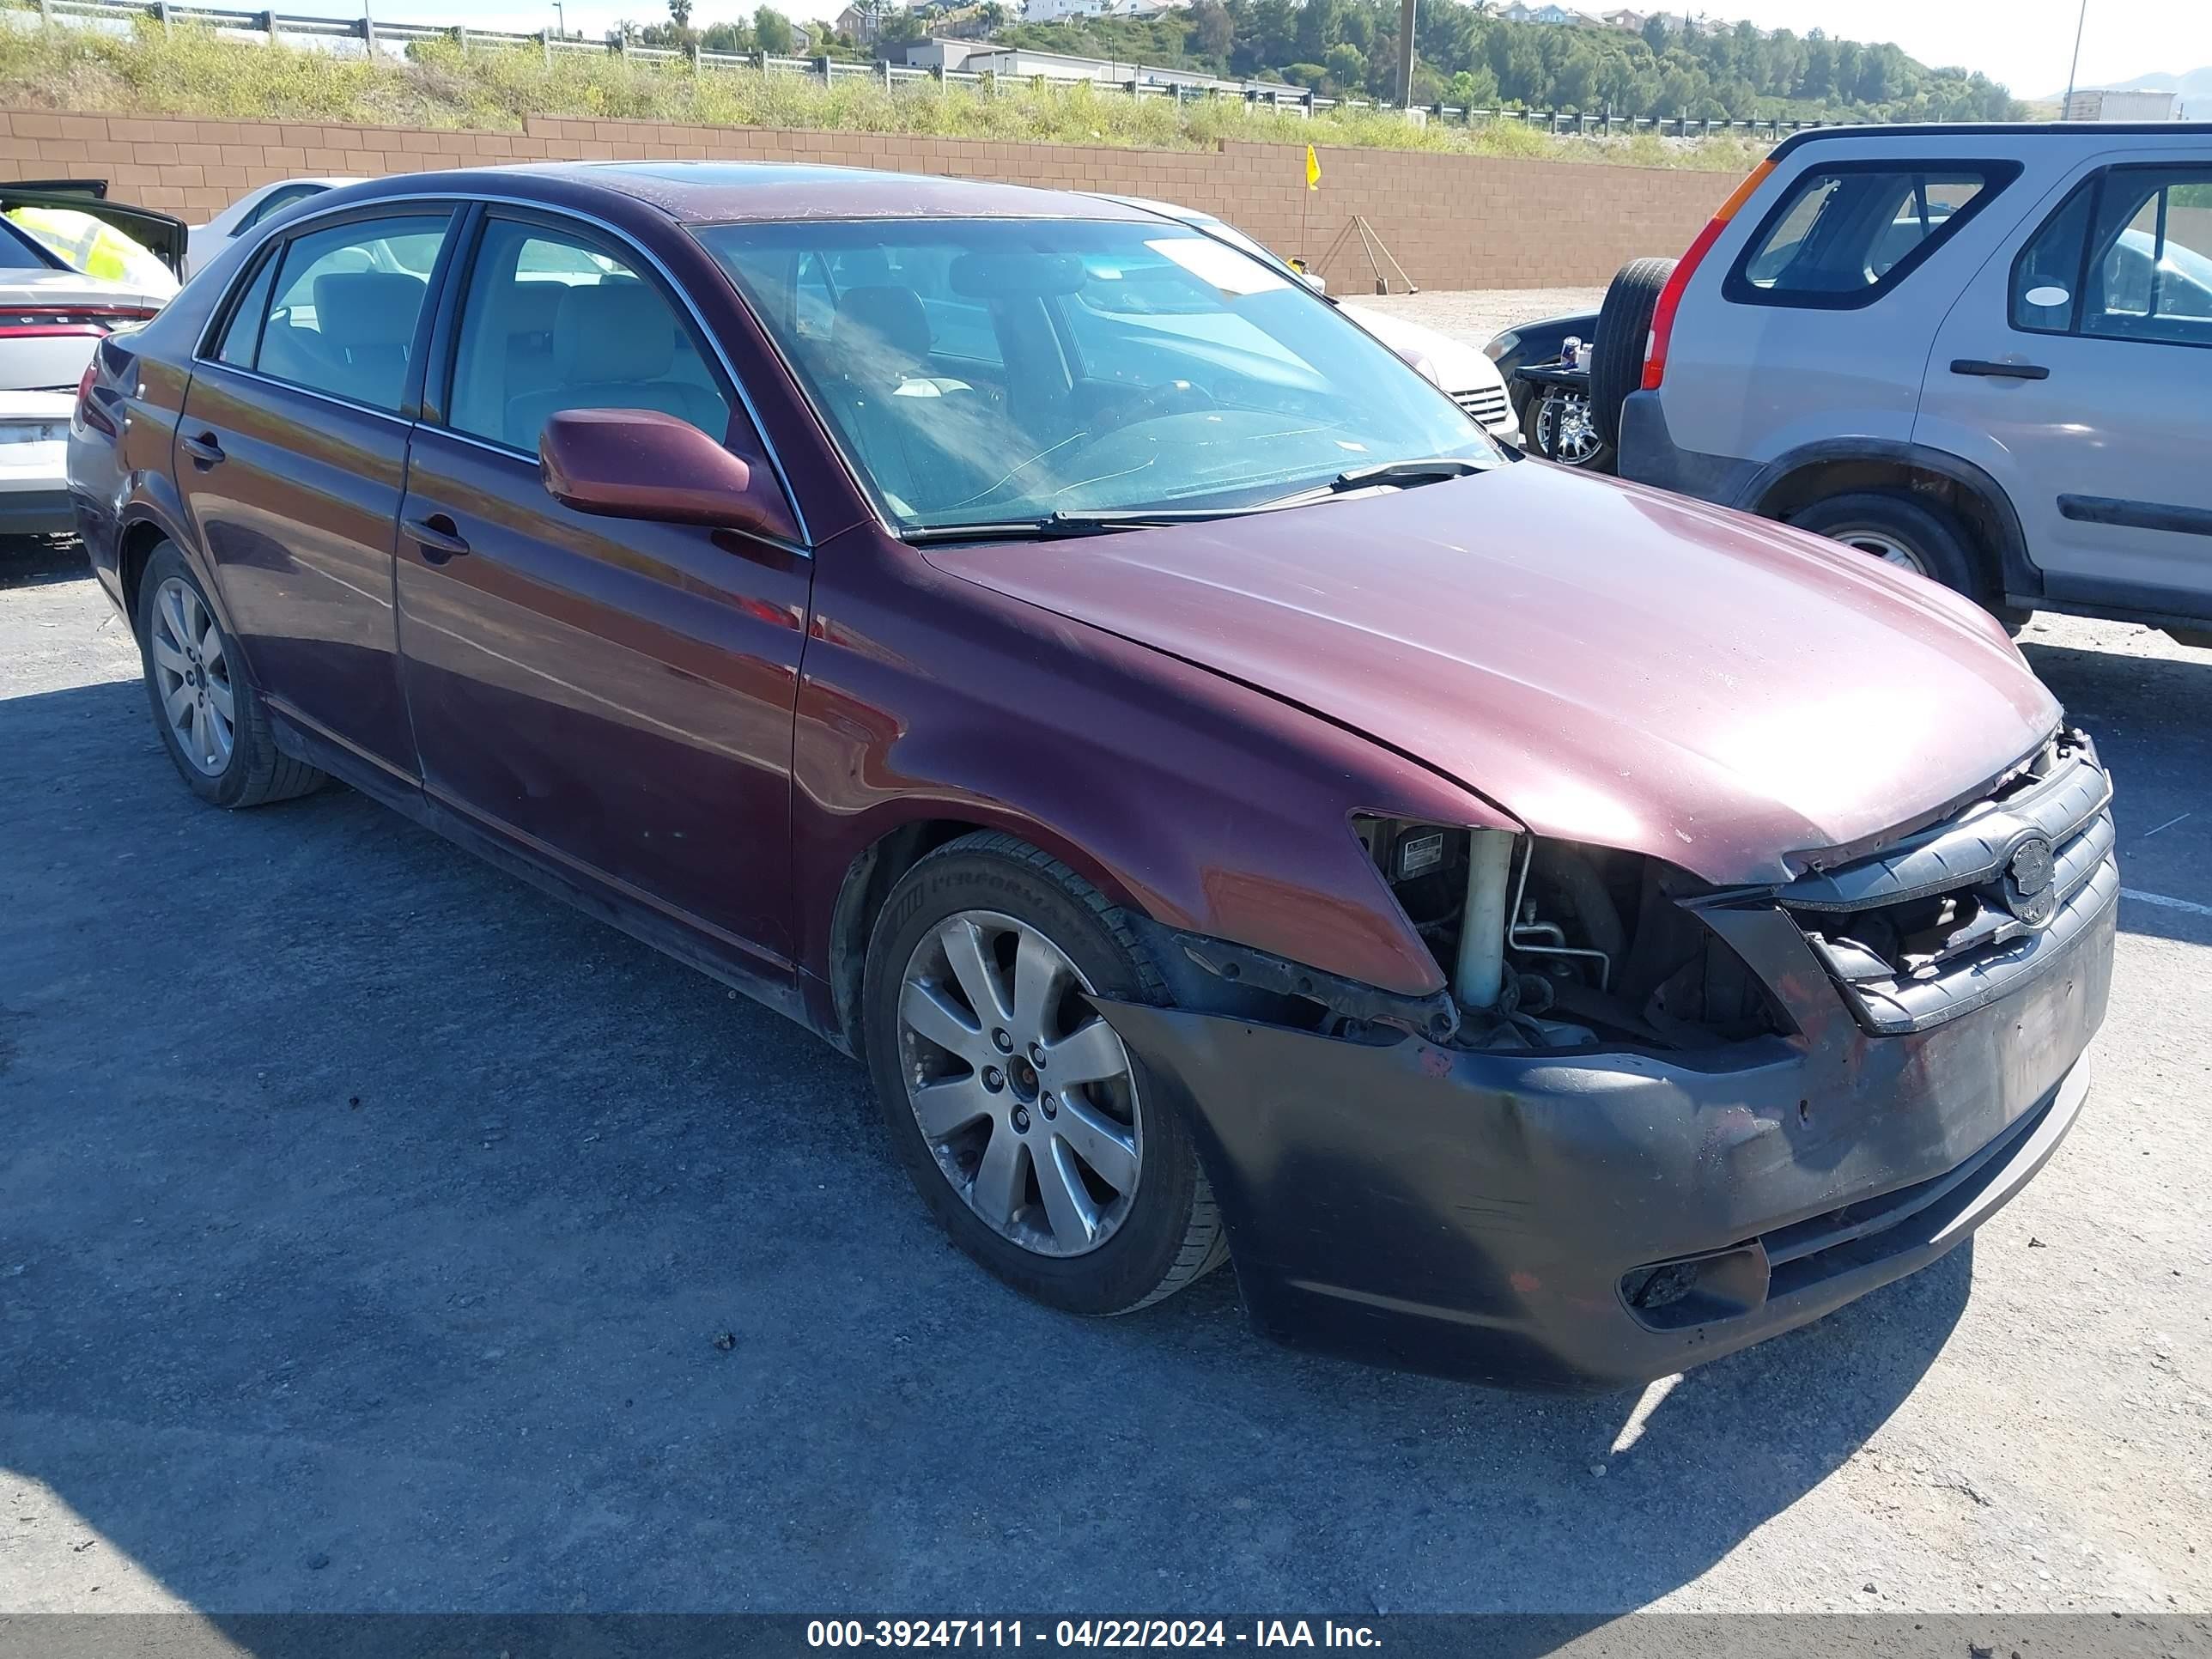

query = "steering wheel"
[1090,378,1217,439]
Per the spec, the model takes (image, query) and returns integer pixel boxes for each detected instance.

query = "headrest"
[553,283,677,384]
[834,285,931,365]
[504,279,568,336]
[313,271,427,351]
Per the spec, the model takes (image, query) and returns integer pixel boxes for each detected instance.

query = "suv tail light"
[0,304,157,339]
[1642,159,1775,392]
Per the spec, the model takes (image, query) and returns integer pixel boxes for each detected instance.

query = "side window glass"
[239,184,321,233]
[255,212,452,412]
[446,216,731,455]
[212,247,278,368]
[1729,167,2006,307]
[2082,170,2212,347]
[2010,181,2095,333]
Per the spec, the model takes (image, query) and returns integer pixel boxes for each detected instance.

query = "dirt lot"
[1359,285,1607,345]
[1,346,2209,1617]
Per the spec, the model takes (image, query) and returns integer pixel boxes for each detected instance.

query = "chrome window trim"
[192,187,812,549]
[191,359,421,429]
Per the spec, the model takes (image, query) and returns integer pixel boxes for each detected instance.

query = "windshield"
[698,217,1493,533]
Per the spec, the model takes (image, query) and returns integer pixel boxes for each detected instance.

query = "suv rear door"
[1919,141,2212,623]
[1659,149,2018,468]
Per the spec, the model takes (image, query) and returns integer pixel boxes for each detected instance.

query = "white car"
[185,177,362,278]
[1095,194,1518,441]
[0,185,181,536]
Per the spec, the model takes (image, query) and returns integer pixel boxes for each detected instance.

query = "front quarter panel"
[791,526,1514,1011]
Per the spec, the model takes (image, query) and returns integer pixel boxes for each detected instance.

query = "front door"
[176,207,457,779]
[1919,151,2212,620]
[394,210,812,970]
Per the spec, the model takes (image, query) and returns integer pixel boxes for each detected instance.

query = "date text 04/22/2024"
[805,1620,1382,1648]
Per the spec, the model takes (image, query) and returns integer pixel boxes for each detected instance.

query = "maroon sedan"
[67,163,2116,1389]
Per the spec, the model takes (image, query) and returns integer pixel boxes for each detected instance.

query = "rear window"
[1725,161,2016,310]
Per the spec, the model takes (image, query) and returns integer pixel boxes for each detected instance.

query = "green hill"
[988,5,2021,125]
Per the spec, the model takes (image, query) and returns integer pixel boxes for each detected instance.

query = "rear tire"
[862,832,1225,1317]
[1789,491,1989,608]
[1589,257,1674,447]
[135,542,325,808]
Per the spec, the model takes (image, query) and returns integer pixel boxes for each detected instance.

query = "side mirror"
[1298,270,1328,295]
[539,407,794,540]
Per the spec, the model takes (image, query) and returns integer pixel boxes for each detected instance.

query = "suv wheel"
[1790,492,1987,604]
[862,832,1226,1316]
[135,542,326,808]
[1589,257,1675,447]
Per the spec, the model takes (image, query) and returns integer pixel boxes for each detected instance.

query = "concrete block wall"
[0,108,1738,291]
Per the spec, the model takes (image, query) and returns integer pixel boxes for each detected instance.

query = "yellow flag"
[1305,143,1321,191]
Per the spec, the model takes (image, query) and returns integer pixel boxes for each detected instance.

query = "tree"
[1552,40,1599,109]
[754,4,793,52]
[1189,0,1232,58]
[667,0,691,26]
[1448,62,1497,107]
[1322,40,1364,91]
[1294,0,1339,68]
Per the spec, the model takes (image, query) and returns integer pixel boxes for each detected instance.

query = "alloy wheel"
[896,910,1143,1259]
[149,577,234,776]
[1536,390,1603,465]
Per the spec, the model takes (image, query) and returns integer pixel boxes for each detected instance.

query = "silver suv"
[1599,122,2212,645]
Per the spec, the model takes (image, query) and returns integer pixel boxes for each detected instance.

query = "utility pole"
[1395,0,1415,108]
[2061,0,2087,118]
[554,1,565,40]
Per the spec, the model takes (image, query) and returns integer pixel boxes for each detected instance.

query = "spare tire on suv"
[1589,257,1674,447]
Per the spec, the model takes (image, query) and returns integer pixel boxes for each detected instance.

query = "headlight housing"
[1355,817,1789,1049]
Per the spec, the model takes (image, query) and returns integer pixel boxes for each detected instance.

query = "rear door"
[393,208,811,970]
[176,205,457,781]
[1662,154,2019,468]
[1920,149,2212,619]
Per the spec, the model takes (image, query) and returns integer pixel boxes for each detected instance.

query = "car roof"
[343,161,1166,226]
[1771,120,2212,161]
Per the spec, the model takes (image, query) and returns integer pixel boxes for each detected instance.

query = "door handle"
[403,514,471,564]
[179,430,225,465]
[1950,358,2051,380]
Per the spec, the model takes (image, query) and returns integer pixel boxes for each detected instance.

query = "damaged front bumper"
[1098,875,2114,1393]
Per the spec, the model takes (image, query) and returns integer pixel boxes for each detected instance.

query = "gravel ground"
[2,470,2209,1619]
[1358,286,1607,348]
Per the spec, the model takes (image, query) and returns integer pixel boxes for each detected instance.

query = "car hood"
[1340,303,1507,402]
[921,463,2060,886]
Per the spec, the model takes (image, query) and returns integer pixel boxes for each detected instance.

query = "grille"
[1778,732,2115,1034]
[1453,385,1510,428]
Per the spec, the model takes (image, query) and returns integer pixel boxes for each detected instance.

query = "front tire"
[862,832,1225,1316]
[135,542,325,808]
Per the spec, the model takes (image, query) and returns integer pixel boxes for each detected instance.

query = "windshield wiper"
[901,507,1263,544]
[1328,456,1489,491]
[1242,457,1494,514]
[900,465,1491,544]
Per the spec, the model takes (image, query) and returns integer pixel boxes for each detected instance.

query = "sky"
[329,0,2211,95]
